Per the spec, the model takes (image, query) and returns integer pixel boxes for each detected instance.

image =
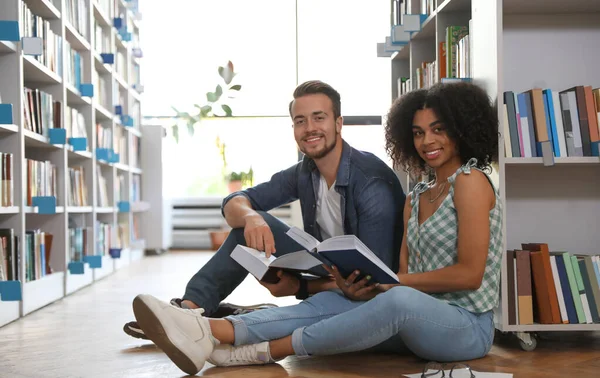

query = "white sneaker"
[207,342,273,367]
[132,294,216,375]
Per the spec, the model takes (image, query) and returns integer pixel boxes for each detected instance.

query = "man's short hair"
[288,80,341,120]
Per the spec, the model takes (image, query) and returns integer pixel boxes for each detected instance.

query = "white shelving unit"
[0,0,148,327]
[386,0,600,350]
[140,124,171,255]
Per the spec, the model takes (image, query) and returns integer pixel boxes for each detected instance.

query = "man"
[124,80,406,340]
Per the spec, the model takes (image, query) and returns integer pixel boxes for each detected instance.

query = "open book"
[230,227,399,285]
[230,245,325,284]
[286,227,399,284]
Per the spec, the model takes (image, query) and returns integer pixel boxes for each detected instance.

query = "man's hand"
[243,214,276,257]
[259,270,300,297]
[323,265,382,301]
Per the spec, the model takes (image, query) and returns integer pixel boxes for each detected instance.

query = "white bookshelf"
[386,0,600,350]
[0,0,148,327]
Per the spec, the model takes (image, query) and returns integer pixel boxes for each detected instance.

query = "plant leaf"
[215,85,223,97]
[187,122,195,137]
[218,66,225,80]
[200,105,212,117]
[222,104,232,117]
[230,84,242,91]
[172,125,179,143]
[207,92,218,102]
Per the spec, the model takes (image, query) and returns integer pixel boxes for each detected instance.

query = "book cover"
[286,227,399,284]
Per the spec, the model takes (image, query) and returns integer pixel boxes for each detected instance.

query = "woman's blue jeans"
[225,287,495,362]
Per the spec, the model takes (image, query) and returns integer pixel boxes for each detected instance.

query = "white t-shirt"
[316,174,344,240]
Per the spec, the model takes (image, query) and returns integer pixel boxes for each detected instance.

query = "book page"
[269,250,323,271]
[230,245,274,281]
[286,226,319,252]
[237,245,275,265]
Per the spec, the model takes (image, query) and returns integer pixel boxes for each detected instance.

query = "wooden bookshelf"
[385,0,600,351]
[0,0,147,327]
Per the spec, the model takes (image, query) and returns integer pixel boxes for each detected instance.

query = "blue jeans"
[182,211,327,315]
[225,287,495,362]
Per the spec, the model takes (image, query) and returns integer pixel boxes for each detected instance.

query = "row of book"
[444,25,470,80]
[68,166,88,207]
[391,1,434,28]
[97,170,110,207]
[98,171,129,206]
[58,221,131,265]
[68,227,88,263]
[0,221,132,283]
[0,229,19,281]
[507,243,600,325]
[0,228,53,284]
[97,221,128,257]
[95,74,111,110]
[21,1,62,76]
[94,18,112,55]
[64,41,83,90]
[23,88,88,140]
[502,86,600,159]
[395,23,471,97]
[26,159,57,207]
[65,0,89,40]
[0,153,14,207]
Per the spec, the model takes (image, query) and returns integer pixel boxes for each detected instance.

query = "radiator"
[170,197,295,250]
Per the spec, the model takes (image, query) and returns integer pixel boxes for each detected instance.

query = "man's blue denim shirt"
[222,139,406,273]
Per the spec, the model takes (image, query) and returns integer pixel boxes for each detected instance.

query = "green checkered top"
[406,158,504,313]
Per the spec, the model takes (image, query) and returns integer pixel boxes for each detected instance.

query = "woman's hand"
[323,265,383,301]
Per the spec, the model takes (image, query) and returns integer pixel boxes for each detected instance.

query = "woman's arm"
[394,171,495,293]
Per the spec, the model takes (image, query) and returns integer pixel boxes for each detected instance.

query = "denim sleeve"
[221,163,300,215]
[355,178,400,271]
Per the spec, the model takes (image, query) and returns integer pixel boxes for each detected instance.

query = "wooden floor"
[1,251,600,378]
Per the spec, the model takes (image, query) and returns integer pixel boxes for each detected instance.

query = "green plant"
[227,167,253,185]
[170,61,242,143]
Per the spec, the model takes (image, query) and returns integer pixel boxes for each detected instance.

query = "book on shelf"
[231,227,399,285]
[0,229,17,282]
[1,152,14,207]
[506,242,600,325]
[20,3,62,75]
[503,86,600,159]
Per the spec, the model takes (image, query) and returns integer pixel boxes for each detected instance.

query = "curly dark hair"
[384,81,499,176]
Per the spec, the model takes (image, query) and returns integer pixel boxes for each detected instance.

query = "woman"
[132,81,503,375]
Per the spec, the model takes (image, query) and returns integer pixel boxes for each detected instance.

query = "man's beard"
[301,131,338,159]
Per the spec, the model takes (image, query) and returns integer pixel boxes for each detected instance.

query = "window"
[139,0,297,117]
[155,116,298,198]
[140,1,393,197]
[342,125,393,168]
[297,0,392,115]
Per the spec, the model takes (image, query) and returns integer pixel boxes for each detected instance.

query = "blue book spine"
[555,255,577,324]
[543,90,559,157]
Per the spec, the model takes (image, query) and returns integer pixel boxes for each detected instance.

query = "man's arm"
[222,195,261,228]
[355,177,403,272]
[221,163,301,255]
